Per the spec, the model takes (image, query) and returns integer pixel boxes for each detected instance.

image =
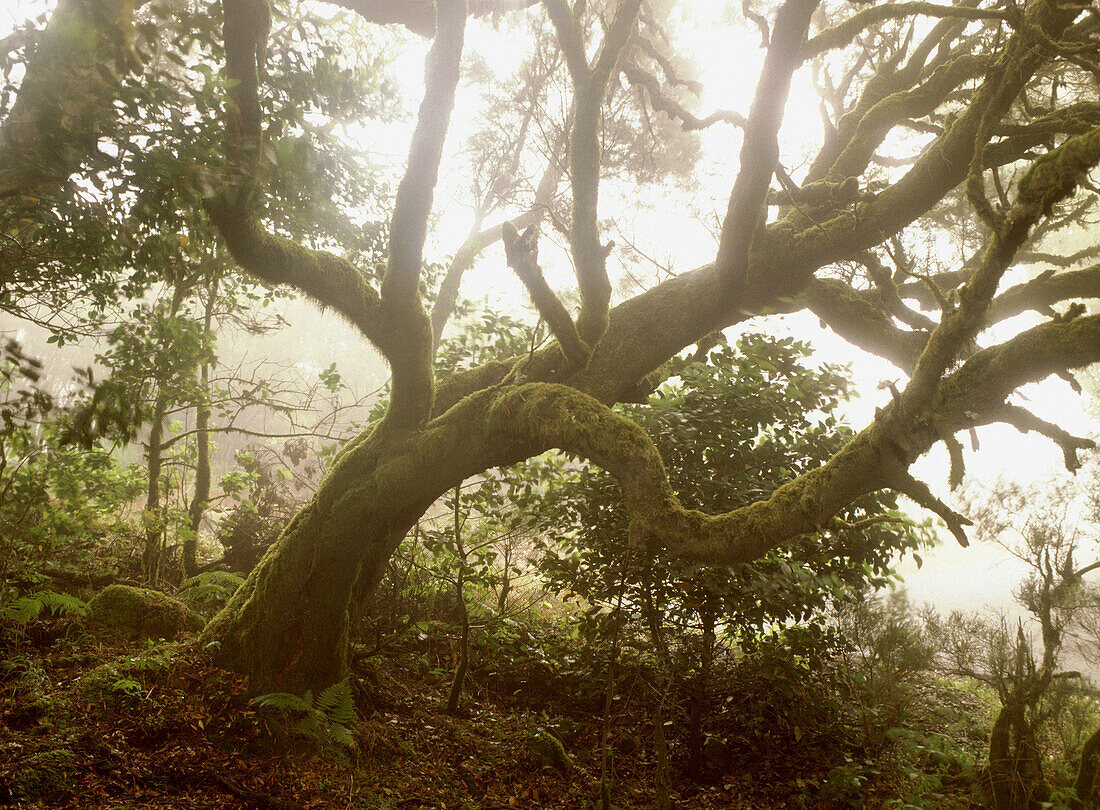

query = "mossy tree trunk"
[195,0,1100,699]
[1071,725,1100,810]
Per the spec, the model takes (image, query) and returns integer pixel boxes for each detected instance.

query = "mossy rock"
[529,730,573,771]
[11,749,75,803]
[87,585,205,640]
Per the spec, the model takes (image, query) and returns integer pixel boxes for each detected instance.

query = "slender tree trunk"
[143,390,170,584]
[688,609,716,782]
[642,568,673,810]
[142,283,187,584]
[989,703,1016,810]
[496,544,511,615]
[445,582,469,714]
[184,274,218,578]
[446,485,469,715]
[598,568,629,810]
[183,359,211,578]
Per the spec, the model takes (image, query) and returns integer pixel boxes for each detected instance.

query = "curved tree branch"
[995,403,1096,472]
[622,64,747,131]
[501,222,589,367]
[480,309,1100,565]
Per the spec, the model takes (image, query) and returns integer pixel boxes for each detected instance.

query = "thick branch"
[826,53,988,183]
[929,314,1100,441]
[715,0,819,295]
[501,222,589,367]
[540,0,588,82]
[989,264,1100,321]
[996,402,1096,472]
[775,0,1084,285]
[211,0,396,350]
[206,203,387,348]
[380,0,467,427]
[545,0,643,347]
[902,124,1100,414]
[801,278,928,371]
[592,0,644,93]
[383,0,467,306]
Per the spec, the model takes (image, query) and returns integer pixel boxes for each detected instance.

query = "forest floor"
[0,616,994,809]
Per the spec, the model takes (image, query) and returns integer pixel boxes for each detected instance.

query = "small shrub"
[177,571,244,614]
[252,678,357,749]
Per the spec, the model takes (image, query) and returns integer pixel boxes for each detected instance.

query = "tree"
[932,464,1100,809]
[5,0,1100,694]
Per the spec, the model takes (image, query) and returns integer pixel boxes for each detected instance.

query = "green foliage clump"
[0,342,144,596]
[1,589,87,623]
[216,447,315,573]
[537,332,929,649]
[79,642,182,707]
[252,678,357,749]
[835,591,937,746]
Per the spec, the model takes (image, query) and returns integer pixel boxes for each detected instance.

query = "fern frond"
[2,597,43,623]
[2,590,87,623]
[179,572,245,603]
[316,679,354,725]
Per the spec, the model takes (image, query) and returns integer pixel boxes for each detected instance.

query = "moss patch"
[10,748,76,804]
[87,585,204,641]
